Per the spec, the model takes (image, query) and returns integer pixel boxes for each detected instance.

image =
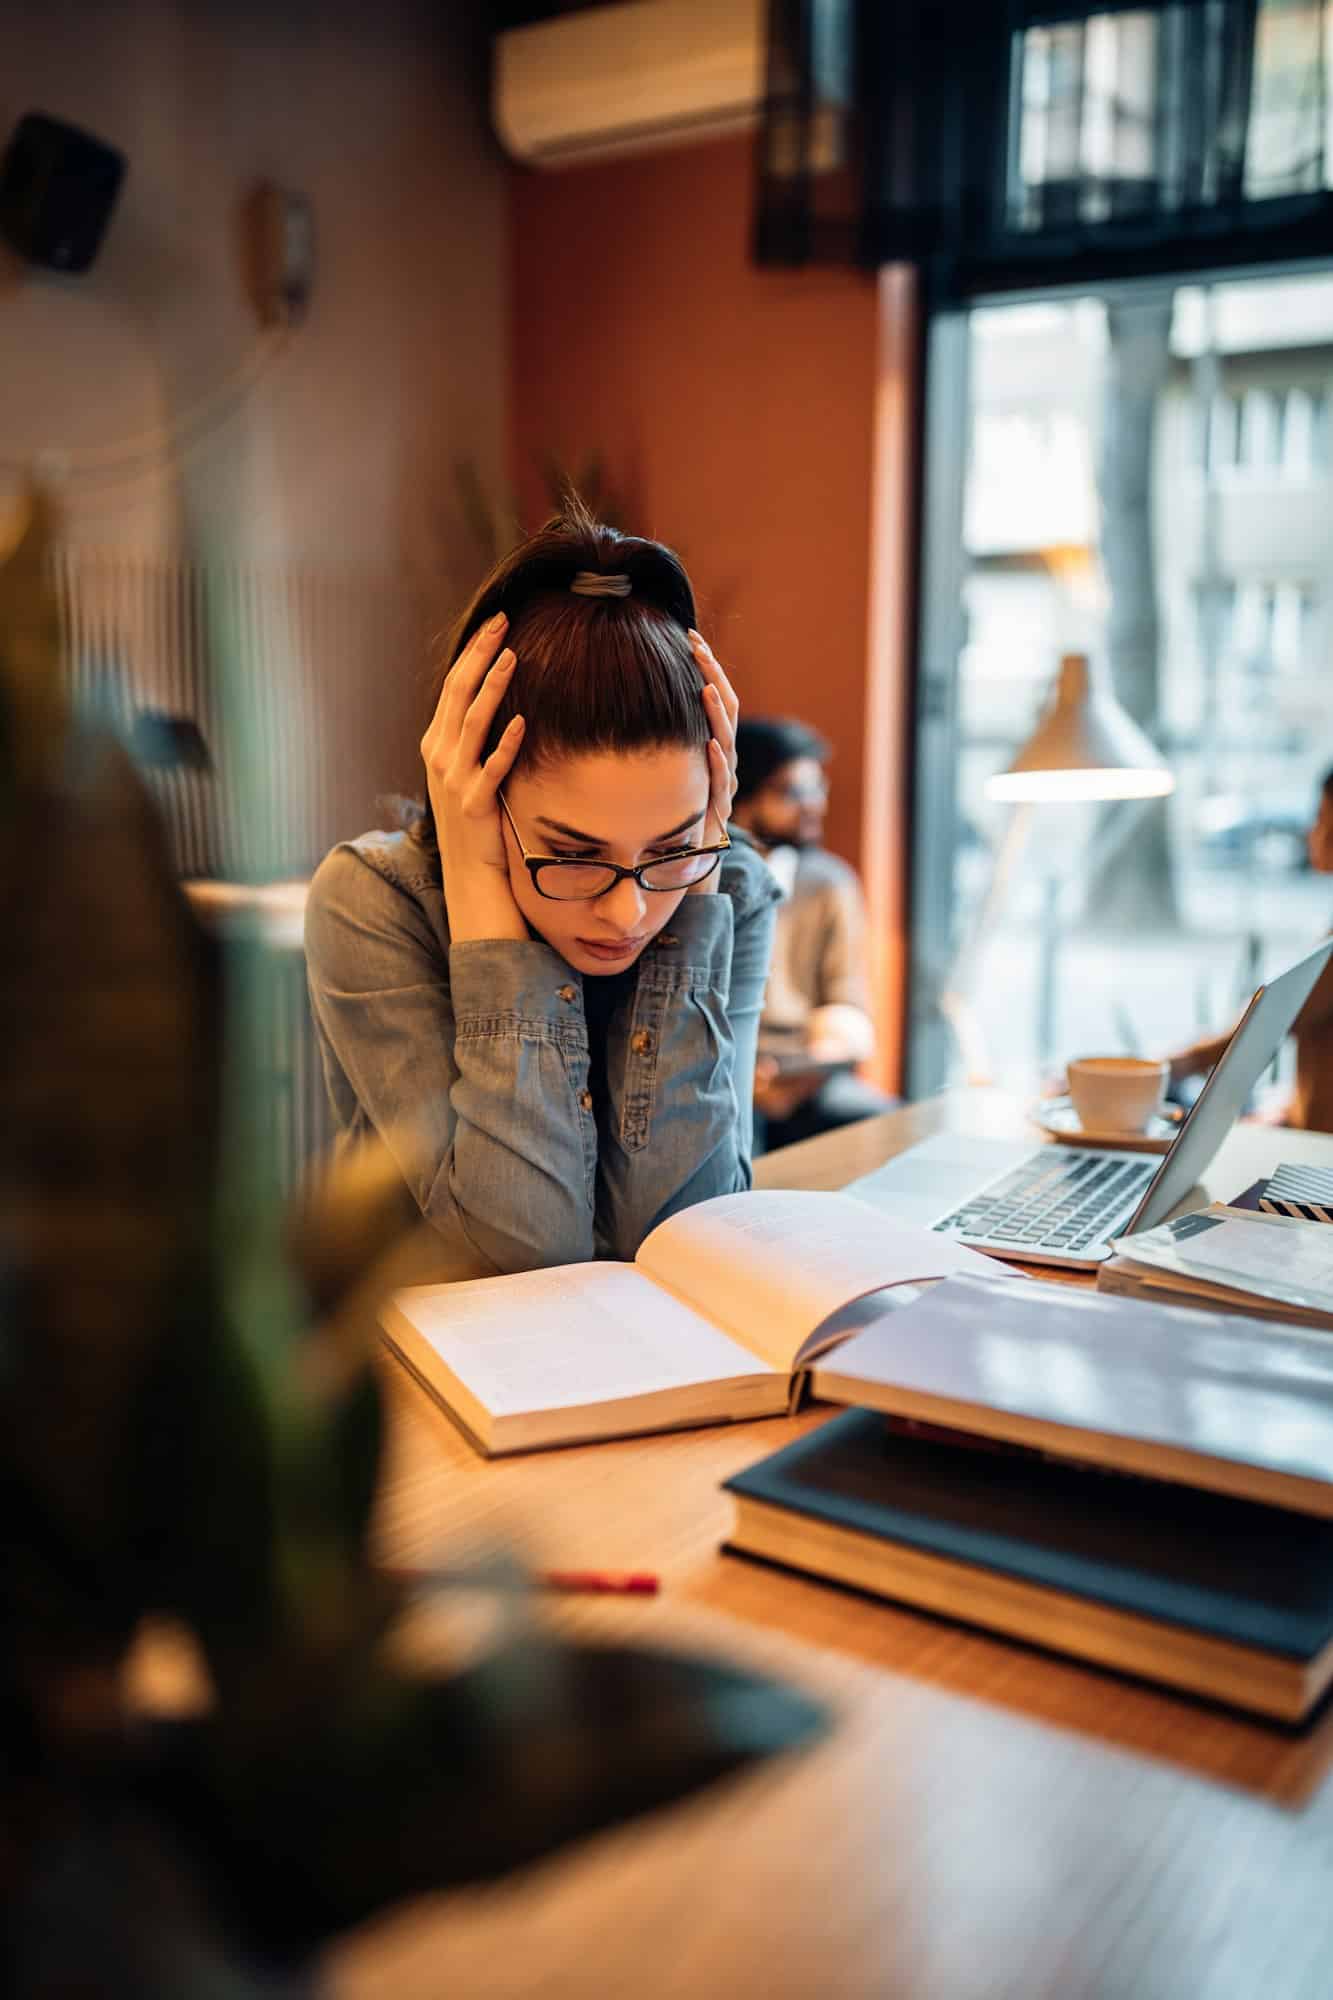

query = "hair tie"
[570,570,631,598]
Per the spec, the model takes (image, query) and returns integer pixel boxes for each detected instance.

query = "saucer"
[1031,1095,1179,1153]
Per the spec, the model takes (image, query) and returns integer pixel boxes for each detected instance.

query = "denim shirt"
[304,827,780,1275]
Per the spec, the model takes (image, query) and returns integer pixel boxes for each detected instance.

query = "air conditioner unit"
[493,0,767,169]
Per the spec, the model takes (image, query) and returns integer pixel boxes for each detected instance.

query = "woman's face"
[500,746,713,976]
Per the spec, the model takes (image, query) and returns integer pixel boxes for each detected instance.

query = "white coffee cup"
[1065,1055,1168,1134]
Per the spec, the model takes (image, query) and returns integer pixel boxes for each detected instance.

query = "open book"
[379,1189,1000,1455]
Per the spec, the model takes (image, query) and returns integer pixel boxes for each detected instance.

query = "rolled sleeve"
[305,847,597,1274]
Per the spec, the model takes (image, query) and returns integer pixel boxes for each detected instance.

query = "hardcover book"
[725,1409,1333,1722]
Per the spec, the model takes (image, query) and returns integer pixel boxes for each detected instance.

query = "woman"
[304,506,780,1274]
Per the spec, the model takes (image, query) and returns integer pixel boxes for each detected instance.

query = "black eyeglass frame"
[498,790,731,902]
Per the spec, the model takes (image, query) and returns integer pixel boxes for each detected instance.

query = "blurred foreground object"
[0,484,826,1995]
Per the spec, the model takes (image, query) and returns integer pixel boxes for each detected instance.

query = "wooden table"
[328,1091,1333,2000]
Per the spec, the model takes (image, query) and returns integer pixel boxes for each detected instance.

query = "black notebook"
[724,1411,1333,1722]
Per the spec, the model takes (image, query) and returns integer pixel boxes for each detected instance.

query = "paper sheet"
[1120,1206,1333,1314]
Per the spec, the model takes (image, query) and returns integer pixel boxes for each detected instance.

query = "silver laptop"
[848,940,1333,1271]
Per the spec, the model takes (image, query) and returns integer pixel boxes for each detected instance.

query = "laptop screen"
[1125,938,1333,1237]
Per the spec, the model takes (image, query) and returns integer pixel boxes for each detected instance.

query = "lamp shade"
[987,653,1174,803]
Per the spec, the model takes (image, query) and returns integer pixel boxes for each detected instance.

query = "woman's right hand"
[421,611,529,943]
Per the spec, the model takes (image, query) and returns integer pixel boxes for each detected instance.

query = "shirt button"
[557,984,577,1003]
[579,1089,594,1112]
[631,1028,655,1056]
[657,933,678,947]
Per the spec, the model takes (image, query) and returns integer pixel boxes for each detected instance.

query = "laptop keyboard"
[932,1150,1156,1257]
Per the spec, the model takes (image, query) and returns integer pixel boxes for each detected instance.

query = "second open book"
[380,1189,999,1454]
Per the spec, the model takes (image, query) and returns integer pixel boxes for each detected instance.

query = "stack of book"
[724,1274,1333,1722]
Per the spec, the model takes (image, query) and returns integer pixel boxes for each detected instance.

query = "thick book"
[809,1272,1333,1517]
[379,1189,998,1455]
[724,1410,1333,1721]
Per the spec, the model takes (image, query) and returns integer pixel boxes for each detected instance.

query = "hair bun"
[612,537,694,629]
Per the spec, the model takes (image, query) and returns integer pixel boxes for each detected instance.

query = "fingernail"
[487,610,507,632]
[495,649,516,671]
[509,713,525,731]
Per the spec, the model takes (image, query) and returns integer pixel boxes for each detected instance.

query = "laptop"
[848,940,1333,1271]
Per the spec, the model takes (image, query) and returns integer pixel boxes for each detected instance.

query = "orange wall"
[510,138,913,1085]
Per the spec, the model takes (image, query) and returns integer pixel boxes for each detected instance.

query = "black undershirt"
[581,964,636,1125]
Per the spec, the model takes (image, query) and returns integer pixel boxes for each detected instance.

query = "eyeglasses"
[498,792,730,902]
[763,778,828,806]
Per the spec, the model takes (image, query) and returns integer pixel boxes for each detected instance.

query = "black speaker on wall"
[0,112,127,273]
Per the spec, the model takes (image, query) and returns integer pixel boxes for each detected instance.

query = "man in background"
[732,717,895,1151]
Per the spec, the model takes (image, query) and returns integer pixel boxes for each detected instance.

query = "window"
[1204,384,1328,480]
[910,269,1333,1100]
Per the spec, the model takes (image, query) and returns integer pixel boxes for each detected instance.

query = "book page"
[384,1263,775,1418]
[636,1189,1003,1373]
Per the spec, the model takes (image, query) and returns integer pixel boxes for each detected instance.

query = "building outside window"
[911,270,1333,1101]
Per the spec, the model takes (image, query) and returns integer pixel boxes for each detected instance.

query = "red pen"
[382,1563,659,1597]
[539,1570,659,1596]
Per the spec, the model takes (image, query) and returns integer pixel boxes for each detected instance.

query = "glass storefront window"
[910,269,1333,1106]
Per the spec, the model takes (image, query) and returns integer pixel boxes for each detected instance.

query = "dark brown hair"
[408,499,708,860]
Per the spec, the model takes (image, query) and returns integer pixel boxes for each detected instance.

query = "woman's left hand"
[688,629,739,895]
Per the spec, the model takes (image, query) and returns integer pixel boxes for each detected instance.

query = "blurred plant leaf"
[0,484,64,817]
[145,1636,827,1962]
